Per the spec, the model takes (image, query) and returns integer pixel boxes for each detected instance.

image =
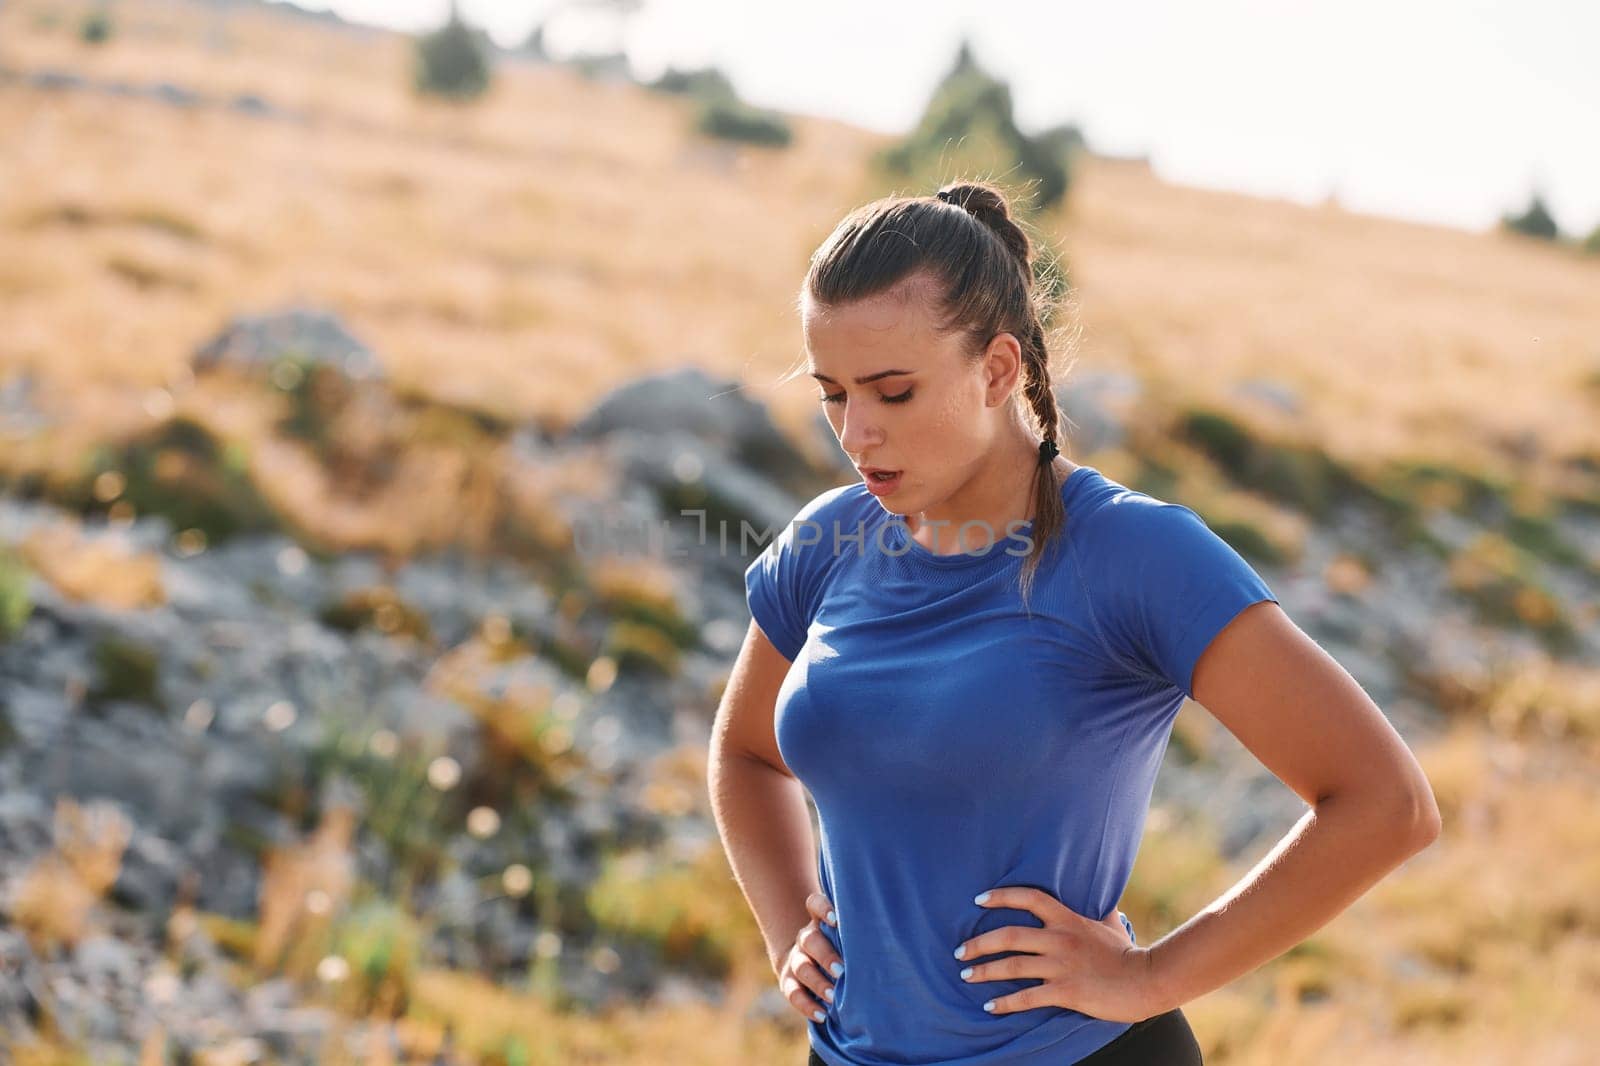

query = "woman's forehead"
[803,283,951,356]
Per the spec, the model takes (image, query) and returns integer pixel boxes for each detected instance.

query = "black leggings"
[1072,1008,1203,1064]
[804,1007,1202,1065]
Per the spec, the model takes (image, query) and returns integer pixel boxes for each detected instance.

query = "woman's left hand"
[954,886,1162,1023]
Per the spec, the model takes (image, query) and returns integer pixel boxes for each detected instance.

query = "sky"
[288,0,1600,237]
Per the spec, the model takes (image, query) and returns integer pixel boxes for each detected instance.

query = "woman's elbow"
[1325,763,1442,856]
[1406,781,1444,850]
[1385,770,1443,854]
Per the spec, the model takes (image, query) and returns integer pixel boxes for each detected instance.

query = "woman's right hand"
[777,892,844,1024]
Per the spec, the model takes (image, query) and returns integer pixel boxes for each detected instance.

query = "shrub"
[415,9,492,101]
[1501,192,1560,241]
[521,21,548,59]
[328,898,425,1015]
[79,418,279,545]
[603,619,681,677]
[79,8,112,45]
[1446,531,1578,651]
[876,39,1078,215]
[648,65,736,102]
[1173,406,1370,520]
[318,586,433,644]
[0,547,31,641]
[585,846,752,977]
[695,96,792,148]
[87,636,162,711]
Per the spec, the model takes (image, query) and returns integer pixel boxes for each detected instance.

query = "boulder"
[191,307,383,384]
[569,365,812,487]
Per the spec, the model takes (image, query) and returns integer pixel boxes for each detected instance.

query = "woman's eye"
[819,389,913,406]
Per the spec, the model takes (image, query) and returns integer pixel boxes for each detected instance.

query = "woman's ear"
[982,331,1024,407]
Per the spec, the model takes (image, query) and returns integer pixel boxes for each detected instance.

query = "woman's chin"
[870,496,913,516]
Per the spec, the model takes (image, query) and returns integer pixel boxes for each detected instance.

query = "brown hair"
[791,179,1079,610]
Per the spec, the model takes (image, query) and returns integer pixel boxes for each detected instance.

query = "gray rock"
[0,790,53,857]
[227,93,275,118]
[1233,377,1302,415]
[1056,370,1140,454]
[149,82,203,108]
[27,69,86,92]
[191,306,384,384]
[0,929,49,1033]
[568,365,812,486]
[72,935,141,990]
[604,429,804,577]
[1,368,53,435]
[109,827,188,918]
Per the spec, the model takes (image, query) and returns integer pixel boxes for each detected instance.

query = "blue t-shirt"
[743,464,1278,1066]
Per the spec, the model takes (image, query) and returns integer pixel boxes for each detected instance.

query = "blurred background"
[2,1,1598,1063]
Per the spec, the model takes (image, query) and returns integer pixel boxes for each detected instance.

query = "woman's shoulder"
[1064,466,1206,541]
[1059,466,1240,581]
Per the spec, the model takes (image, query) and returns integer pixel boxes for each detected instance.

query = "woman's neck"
[907,430,1075,555]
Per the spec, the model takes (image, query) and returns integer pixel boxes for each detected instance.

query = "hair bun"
[934,183,1031,275]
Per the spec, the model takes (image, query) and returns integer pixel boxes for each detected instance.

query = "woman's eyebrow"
[809,369,916,385]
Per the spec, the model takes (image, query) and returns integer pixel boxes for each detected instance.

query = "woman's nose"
[838,405,882,455]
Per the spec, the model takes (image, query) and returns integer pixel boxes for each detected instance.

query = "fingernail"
[830,961,844,977]
[826,910,837,925]
[973,891,990,905]
[960,967,973,980]
[824,987,834,1002]
[953,945,966,959]
[983,1000,995,1012]
[813,1009,825,1023]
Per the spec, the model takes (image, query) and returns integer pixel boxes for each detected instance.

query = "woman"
[707,182,1441,1065]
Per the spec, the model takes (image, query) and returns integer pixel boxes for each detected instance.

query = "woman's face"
[802,278,1021,516]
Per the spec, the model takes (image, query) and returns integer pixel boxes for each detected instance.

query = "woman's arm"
[708,620,821,974]
[1138,601,1443,1015]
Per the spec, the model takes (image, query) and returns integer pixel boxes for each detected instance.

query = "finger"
[980,983,1052,1015]
[806,892,838,927]
[959,954,1061,985]
[973,885,1069,923]
[792,954,838,1006]
[780,967,831,1023]
[954,924,1056,962]
[800,924,845,980]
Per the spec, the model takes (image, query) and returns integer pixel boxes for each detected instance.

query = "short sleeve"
[742,486,852,661]
[1084,496,1279,700]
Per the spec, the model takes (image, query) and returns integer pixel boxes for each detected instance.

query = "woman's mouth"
[863,470,902,496]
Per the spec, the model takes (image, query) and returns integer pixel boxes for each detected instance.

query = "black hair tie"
[1038,439,1059,462]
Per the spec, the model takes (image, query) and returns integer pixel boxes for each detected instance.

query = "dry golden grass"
[1060,158,1600,482]
[0,0,873,460]
[14,518,166,608]
[8,1035,97,1066]
[395,958,806,1065]
[9,0,1592,497]
[253,804,358,976]
[1165,719,1600,1065]
[8,797,132,953]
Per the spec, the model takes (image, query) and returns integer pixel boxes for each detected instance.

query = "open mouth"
[863,469,903,493]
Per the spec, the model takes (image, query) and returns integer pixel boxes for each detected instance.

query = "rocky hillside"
[4,1,1600,1063]
[4,304,1599,1061]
